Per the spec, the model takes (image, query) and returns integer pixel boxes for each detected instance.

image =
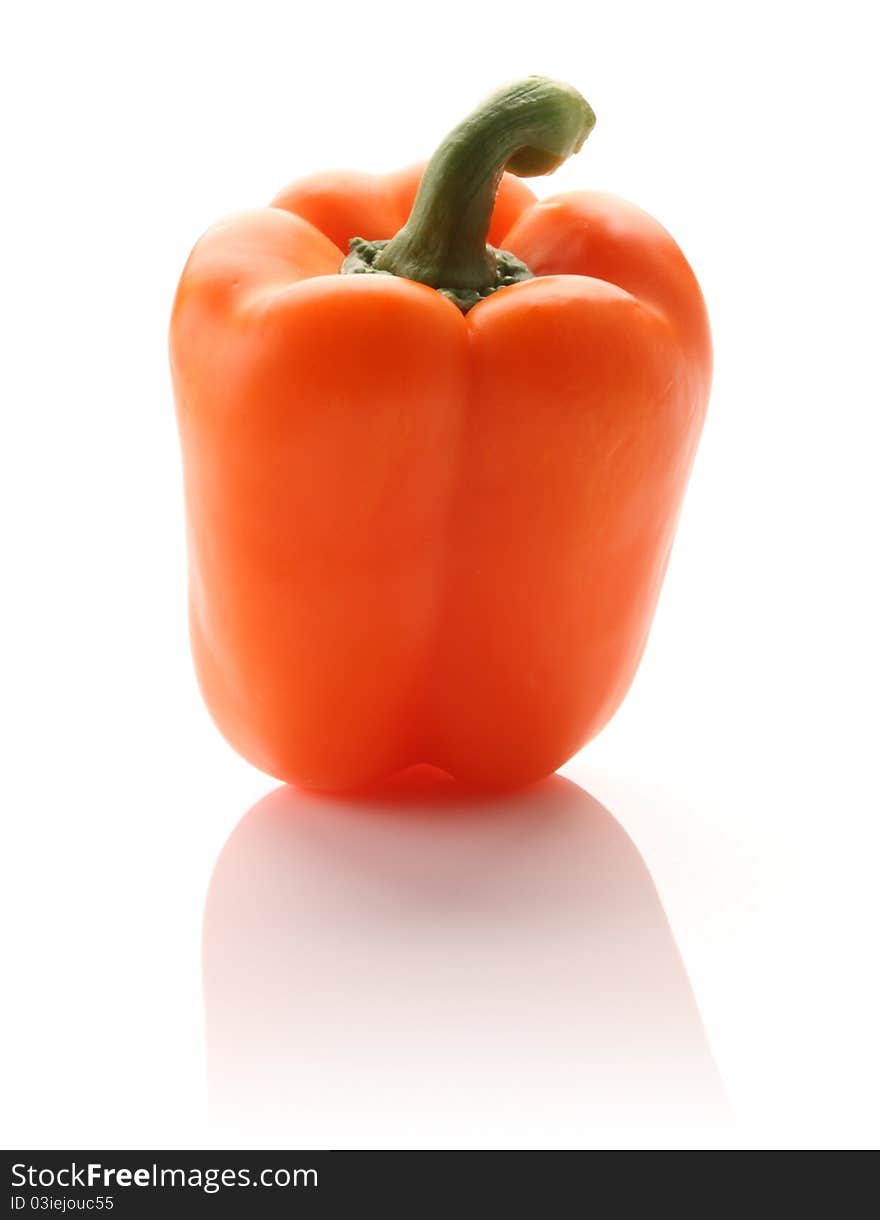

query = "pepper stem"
[373,77,595,300]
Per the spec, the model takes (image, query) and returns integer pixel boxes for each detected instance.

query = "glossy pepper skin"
[170,78,711,791]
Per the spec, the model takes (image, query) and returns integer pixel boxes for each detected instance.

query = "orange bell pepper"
[170,77,711,791]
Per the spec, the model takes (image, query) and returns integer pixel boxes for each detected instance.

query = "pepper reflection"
[203,769,726,1147]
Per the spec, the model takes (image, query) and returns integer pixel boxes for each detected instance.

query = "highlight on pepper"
[170,76,712,792]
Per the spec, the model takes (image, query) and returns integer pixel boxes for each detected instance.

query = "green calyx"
[343,237,535,312]
[340,76,596,313]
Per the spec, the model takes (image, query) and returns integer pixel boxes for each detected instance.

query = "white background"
[2,0,878,1150]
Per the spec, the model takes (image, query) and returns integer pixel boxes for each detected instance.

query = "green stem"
[372,77,595,303]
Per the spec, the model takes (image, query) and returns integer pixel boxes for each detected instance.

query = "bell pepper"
[170,77,712,791]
